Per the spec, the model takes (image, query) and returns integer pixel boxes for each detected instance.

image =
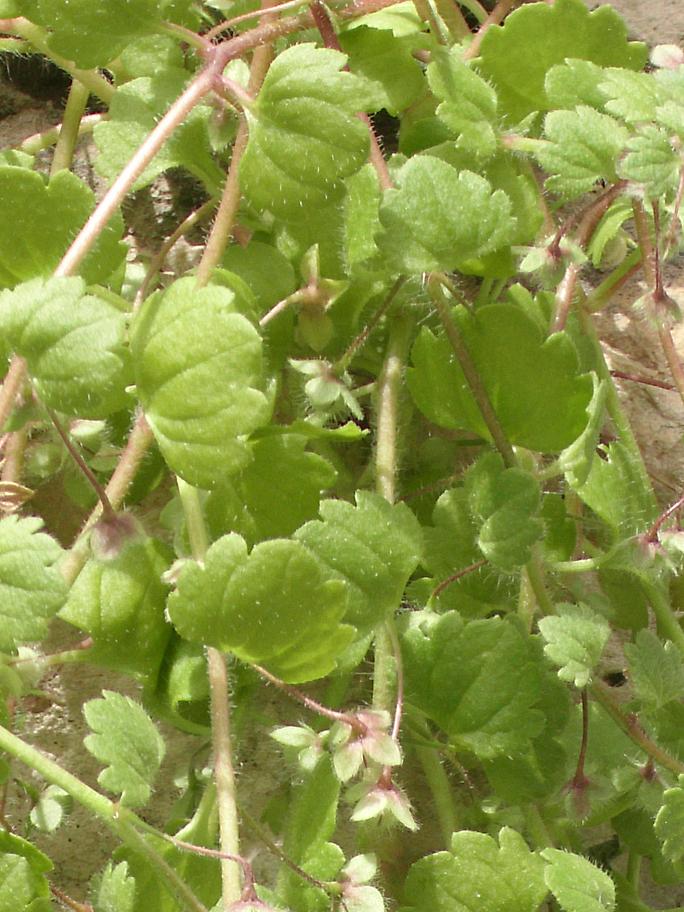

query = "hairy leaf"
[655,776,684,865]
[294,491,423,633]
[0,277,131,417]
[344,165,383,270]
[378,158,515,272]
[476,0,647,122]
[599,68,661,124]
[403,828,546,912]
[544,59,606,110]
[538,603,611,688]
[84,691,165,808]
[167,534,355,683]
[0,167,124,288]
[559,376,607,487]
[0,832,51,912]
[408,303,593,452]
[0,515,66,653]
[541,848,616,912]
[625,630,684,710]
[339,26,424,115]
[240,44,379,220]
[93,862,137,912]
[131,278,272,489]
[403,611,544,758]
[618,126,681,199]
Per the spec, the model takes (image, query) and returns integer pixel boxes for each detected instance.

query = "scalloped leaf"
[538,603,611,688]
[84,691,165,808]
[239,43,380,220]
[624,630,684,711]
[541,848,616,912]
[476,0,647,123]
[378,158,515,273]
[0,277,131,417]
[16,0,161,68]
[294,491,423,633]
[94,70,224,193]
[0,831,52,910]
[60,537,172,687]
[403,828,547,912]
[0,167,124,288]
[403,611,544,758]
[408,303,593,453]
[167,534,355,683]
[131,277,272,489]
[0,516,66,653]
[618,125,681,199]
[655,776,684,865]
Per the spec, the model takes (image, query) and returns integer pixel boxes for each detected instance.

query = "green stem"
[431,0,470,39]
[626,851,642,892]
[176,479,242,907]
[641,581,684,658]
[19,113,102,156]
[50,79,90,176]
[415,745,457,848]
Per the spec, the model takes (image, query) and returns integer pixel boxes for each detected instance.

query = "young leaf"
[167,534,355,683]
[29,785,71,834]
[60,537,173,687]
[239,44,380,220]
[408,303,593,453]
[599,68,661,124]
[618,125,681,199]
[92,861,137,912]
[624,629,684,710]
[0,167,124,288]
[378,158,515,273]
[476,0,647,122]
[465,452,542,571]
[534,107,627,199]
[0,515,66,653]
[654,776,684,865]
[538,603,611,688]
[403,828,547,912]
[131,277,272,489]
[402,611,545,758]
[294,491,423,633]
[541,848,616,912]
[83,690,165,808]
[0,831,52,911]
[94,71,224,193]
[16,0,162,67]
[427,47,498,159]
[0,277,131,418]
[544,59,607,110]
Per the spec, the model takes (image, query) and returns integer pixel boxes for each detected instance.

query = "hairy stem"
[0,358,27,436]
[50,79,90,176]
[19,113,102,157]
[415,744,457,848]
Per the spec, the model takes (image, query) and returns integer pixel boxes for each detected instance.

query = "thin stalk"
[196,1,277,285]
[590,681,684,776]
[254,663,364,730]
[412,0,448,42]
[0,358,26,435]
[55,69,215,278]
[48,408,115,520]
[1,427,26,485]
[525,552,554,617]
[568,689,590,793]
[9,19,115,104]
[584,248,642,312]
[50,79,90,176]
[463,0,517,59]
[429,275,516,468]
[458,0,487,23]
[432,0,470,39]
[626,851,642,892]
[415,745,457,847]
[176,479,242,908]
[641,580,684,658]
[19,113,102,156]
[432,559,487,599]
[334,277,406,375]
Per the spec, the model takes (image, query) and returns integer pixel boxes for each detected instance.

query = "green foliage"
[83,691,165,808]
[131,277,272,489]
[541,848,616,912]
[0,277,131,417]
[625,630,684,710]
[655,777,684,865]
[538,603,611,688]
[93,861,137,912]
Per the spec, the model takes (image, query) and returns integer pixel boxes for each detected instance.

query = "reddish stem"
[646,492,684,543]
[432,559,488,599]
[610,370,675,392]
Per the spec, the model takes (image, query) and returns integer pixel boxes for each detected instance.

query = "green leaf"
[624,629,684,710]
[465,452,542,571]
[403,828,547,912]
[145,635,210,735]
[476,0,647,122]
[221,241,297,319]
[240,44,379,220]
[0,832,51,912]
[538,603,611,688]
[408,303,593,453]
[60,536,172,687]
[29,785,71,834]
[94,71,224,193]
[0,167,124,288]
[339,26,424,116]
[534,107,627,199]
[83,690,165,808]
[599,68,660,124]
[422,486,516,616]
[655,776,684,865]
[206,434,336,545]
[0,277,131,417]
[131,277,272,489]
[0,515,66,653]
[344,165,383,270]
[544,59,607,110]
[618,126,681,199]
[93,861,137,912]
[403,611,544,758]
[294,491,423,633]
[427,47,498,159]
[16,0,161,67]
[167,534,355,683]
[541,848,616,912]
[378,158,515,273]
